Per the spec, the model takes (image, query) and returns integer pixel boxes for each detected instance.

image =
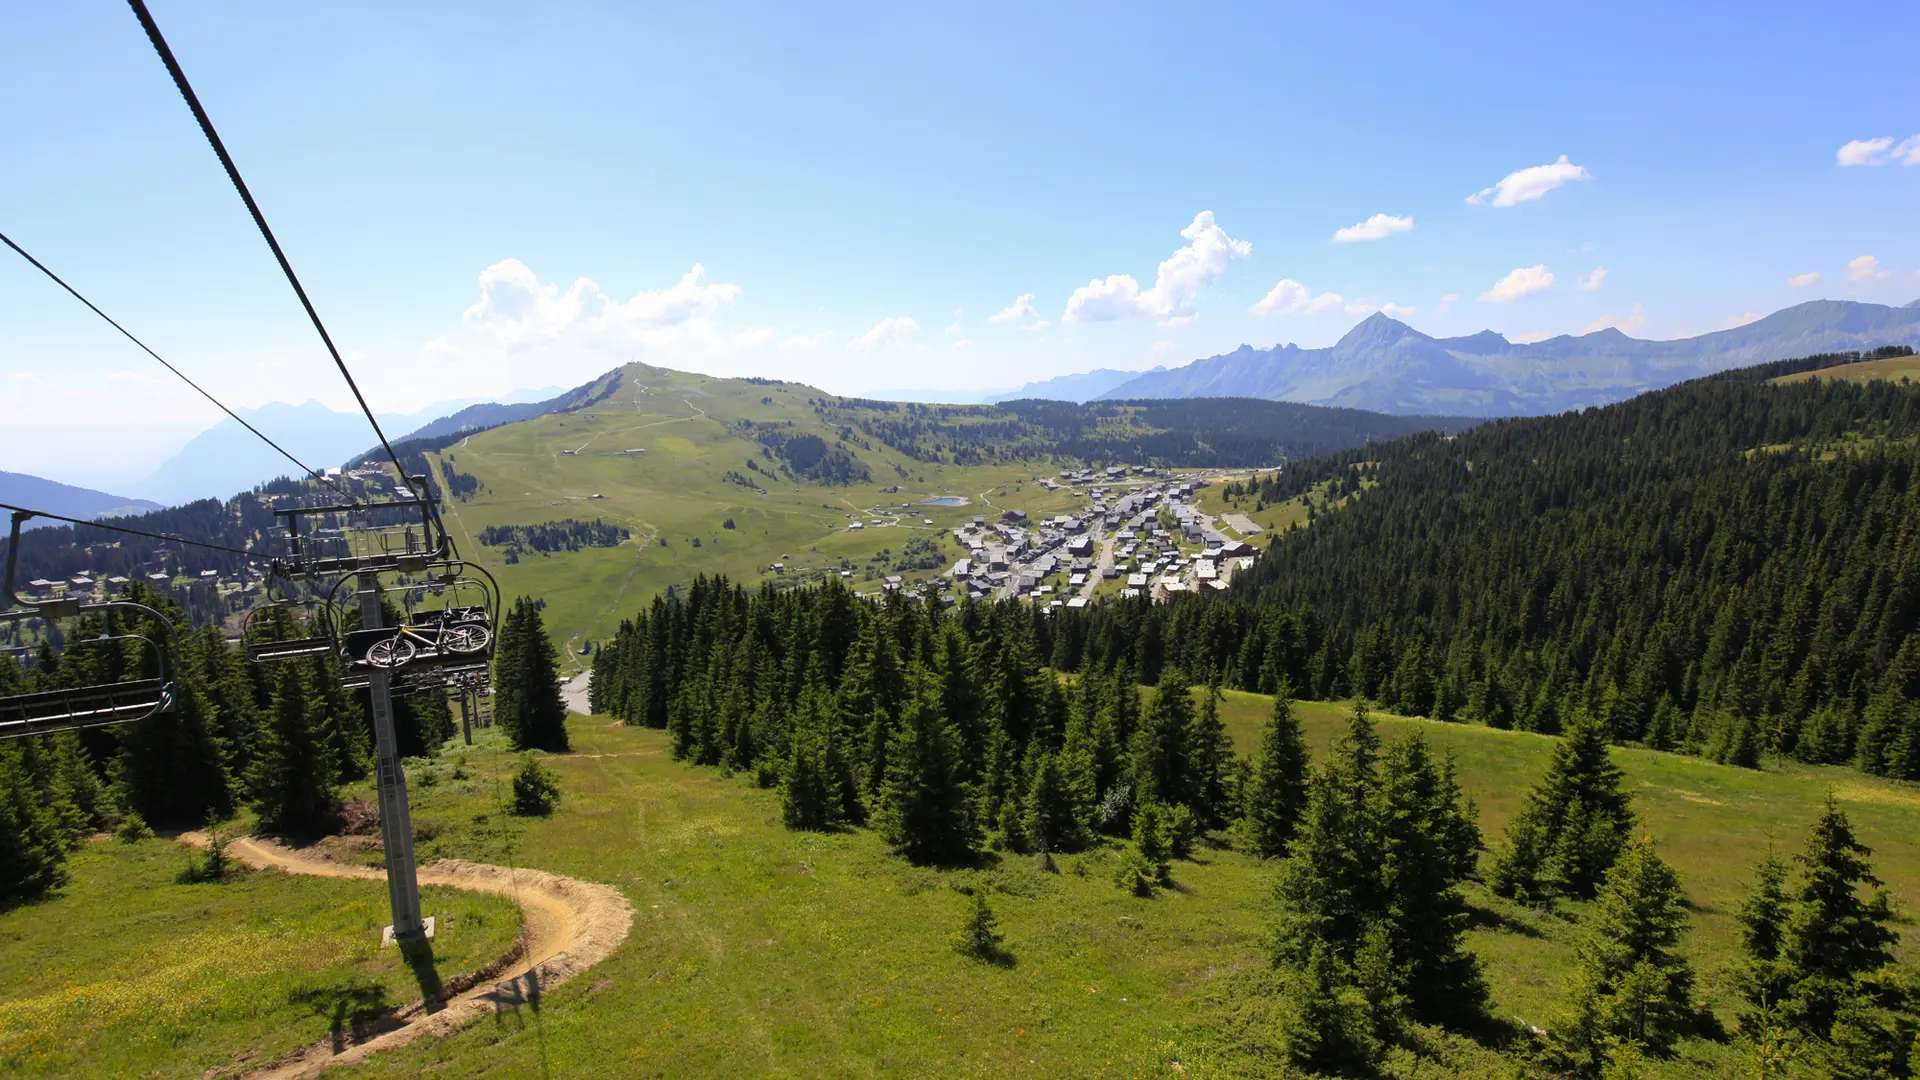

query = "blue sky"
[4,1,1917,487]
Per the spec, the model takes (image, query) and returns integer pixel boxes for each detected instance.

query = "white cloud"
[988,293,1040,324]
[1251,279,1345,316]
[1584,303,1647,334]
[422,337,464,361]
[1846,254,1890,281]
[1159,314,1199,328]
[1722,311,1764,330]
[946,310,964,335]
[1467,155,1592,207]
[462,258,741,349]
[1063,211,1251,323]
[1345,301,1378,315]
[1436,293,1459,314]
[1025,320,1053,331]
[1787,271,1821,289]
[848,316,920,352]
[1332,213,1415,243]
[1510,331,1554,344]
[1837,136,1895,166]
[1382,302,1417,318]
[951,339,973,350]
[1901,136,1920,166]
[1578,267,1607,292]
[1479,265,1555,302]
[730,328,828,354]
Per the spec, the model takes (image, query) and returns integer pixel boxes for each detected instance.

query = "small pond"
[915,496,967,507]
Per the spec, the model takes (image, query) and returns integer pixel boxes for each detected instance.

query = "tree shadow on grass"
[288,978,395,1053]
[1465,900,1546,939]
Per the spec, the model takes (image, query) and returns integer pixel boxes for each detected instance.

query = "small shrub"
[1164,803,1199,860]
[178,824,234,884]
[1115,849,1159,896]
[115,811,154,843]
[338,799,381,836]
[954,890,1011,965]
[511,756,562,816]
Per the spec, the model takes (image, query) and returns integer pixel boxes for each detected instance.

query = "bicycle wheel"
[366,636,417,669]
[443,624,492,654]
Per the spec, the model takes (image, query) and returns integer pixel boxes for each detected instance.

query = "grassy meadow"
[1773,352,1920,385]
[302,694,1920,1079]
[0,836,522,1079]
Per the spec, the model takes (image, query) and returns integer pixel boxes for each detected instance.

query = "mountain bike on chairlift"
[363,607,492,670]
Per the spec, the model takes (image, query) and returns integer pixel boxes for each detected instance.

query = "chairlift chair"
[1,509,180,738]
[241,585,339,664]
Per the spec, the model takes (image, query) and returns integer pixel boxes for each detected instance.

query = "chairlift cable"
[125,0,429,514]
[0,230,358,505]
[0,501,257,558]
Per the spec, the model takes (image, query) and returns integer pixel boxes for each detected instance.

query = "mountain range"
[0,472,162,531]
[986,367,1164,404]
[1098,298,1920,415]
[132,387,561,506]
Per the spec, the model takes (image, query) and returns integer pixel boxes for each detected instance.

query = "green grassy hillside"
[315,696,1915,1079]
[1773,352,1920,385]
[423,364,1088,660]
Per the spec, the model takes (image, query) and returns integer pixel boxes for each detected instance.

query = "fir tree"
[1779,798,1900,1039]
[1022,748,1084,855]
[1131,666,1195,810]
[0,743,70,909]
[1562,837,1700,1073]
[1187,681,1235,826]
[1735,851,1793,1026]
[494,597,571,753]
[874,675,975,864]
[780,684,844,832]
[1244,682,1309,858]
[1375,732,1487,1026]
[248,663,342,837]
[1489,711,1634,901]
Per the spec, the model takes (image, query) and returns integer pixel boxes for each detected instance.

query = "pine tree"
[1779,798,1899,1039]
[780,682,846,832]
[0,743,70,909]
[1131,799,1172,885]
[1186,681,1235,826]
[1131,666,1194,810]
[1376,732,1487,1026]
[248,663,342,837]
[1489,711,1634,901]
[874,675,975,864]
[1735,851,1794,1027]
[1023,749,1084,855]
[1244,682,1309,858]
[494,597,571,753]
[1562,837,1699,1073]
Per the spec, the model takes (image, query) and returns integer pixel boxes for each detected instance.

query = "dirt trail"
[180,833,632,1079]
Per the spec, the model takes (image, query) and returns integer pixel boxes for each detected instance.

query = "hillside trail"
[177,832,632,1079]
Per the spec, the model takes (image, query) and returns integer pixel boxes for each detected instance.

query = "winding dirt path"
[181,834,633,1079]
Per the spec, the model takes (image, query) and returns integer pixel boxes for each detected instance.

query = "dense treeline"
[589,575,1241,863]
[811,396,1475,469]
[477,518,630,557]
[1057,374,1920,781]
[749,426,873,485]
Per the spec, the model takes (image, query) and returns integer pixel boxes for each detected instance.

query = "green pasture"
[0,836,522,1080]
